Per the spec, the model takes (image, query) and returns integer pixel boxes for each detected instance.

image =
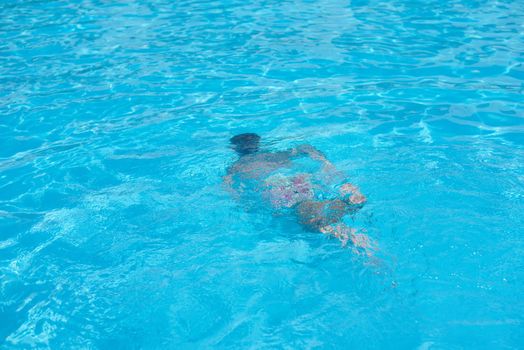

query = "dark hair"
[230,133,261,155]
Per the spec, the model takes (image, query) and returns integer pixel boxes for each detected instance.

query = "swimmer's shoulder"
[260,150,293,162]
[227,151,291,174]
[226,154,260,174]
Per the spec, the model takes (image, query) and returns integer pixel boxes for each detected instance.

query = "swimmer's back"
[228,151,293,180]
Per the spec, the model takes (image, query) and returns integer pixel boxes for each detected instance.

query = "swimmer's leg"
[295,199,375,255]
[339,183,367,206]
[295,199,348,231]
[320,223,376,256]
[295,196,363,231]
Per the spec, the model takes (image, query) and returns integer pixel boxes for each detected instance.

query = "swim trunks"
[264,173,315,209]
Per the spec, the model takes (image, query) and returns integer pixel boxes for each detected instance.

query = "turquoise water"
[1,0,524,348]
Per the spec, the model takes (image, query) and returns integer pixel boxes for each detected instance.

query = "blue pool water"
[1,0,523,348]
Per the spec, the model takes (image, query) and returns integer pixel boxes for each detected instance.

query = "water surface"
[1,0,523,348]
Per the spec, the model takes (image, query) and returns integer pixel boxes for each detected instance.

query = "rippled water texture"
[1,0,524,348]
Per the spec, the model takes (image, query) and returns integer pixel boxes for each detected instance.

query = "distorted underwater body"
[1,0,523,349]
[225,134,373,253]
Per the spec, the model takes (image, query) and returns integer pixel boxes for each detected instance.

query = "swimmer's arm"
[289,144,331,164]
[222,174,243,203]
[289,144,343,179]
[289,145,365,200]
[222,166,240,200]
[223,173,234,189]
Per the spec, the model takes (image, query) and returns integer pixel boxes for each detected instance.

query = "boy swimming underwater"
[223,133,374,254]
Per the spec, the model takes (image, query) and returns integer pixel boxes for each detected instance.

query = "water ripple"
[1,0,523,348]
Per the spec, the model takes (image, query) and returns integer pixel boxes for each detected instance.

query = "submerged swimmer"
[223,133,374,254]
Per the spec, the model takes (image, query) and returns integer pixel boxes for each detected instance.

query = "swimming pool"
[1,0,523,348]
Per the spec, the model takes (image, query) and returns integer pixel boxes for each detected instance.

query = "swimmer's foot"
[339,183,367,206]
[350,230,377,256]
[320,224,350,247]
[320,223,376,256]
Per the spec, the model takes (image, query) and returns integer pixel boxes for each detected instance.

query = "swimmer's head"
[230,133,261,155]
